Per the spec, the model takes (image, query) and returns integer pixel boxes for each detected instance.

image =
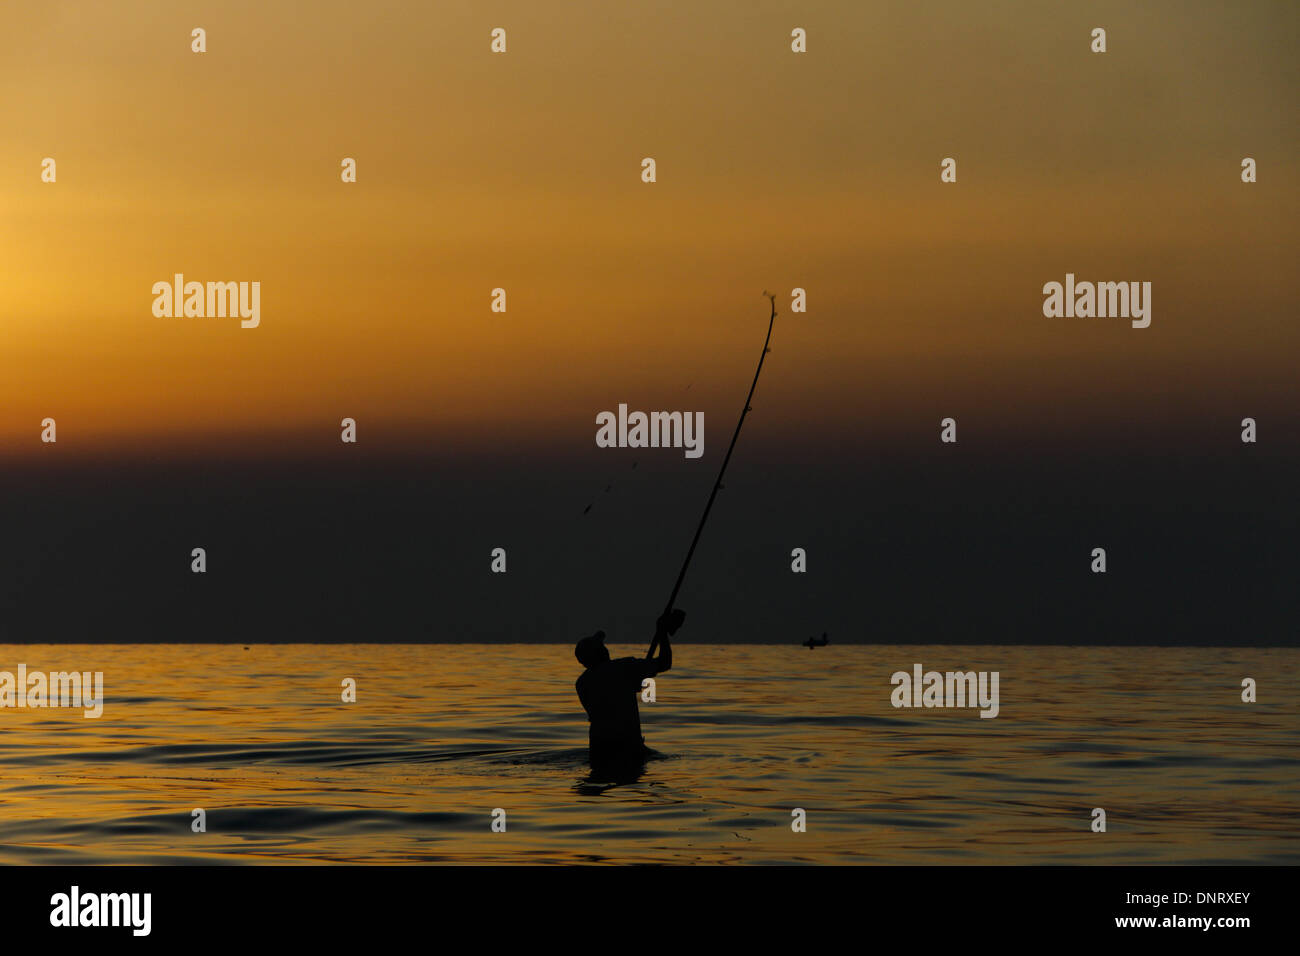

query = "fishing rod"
[647,292,778,659]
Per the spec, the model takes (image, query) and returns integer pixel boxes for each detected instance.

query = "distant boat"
[801,632,829,649]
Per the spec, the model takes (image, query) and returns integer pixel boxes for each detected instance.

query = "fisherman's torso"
[576,658,648,747]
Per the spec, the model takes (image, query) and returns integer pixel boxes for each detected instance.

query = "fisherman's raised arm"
[650,608,685,674]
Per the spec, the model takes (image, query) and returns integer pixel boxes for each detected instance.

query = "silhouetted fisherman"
[575,609,684,772]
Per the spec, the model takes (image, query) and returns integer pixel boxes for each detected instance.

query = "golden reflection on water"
[0,644,1295,864]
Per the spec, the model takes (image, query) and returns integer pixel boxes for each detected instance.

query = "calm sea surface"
[0,644,1295,864]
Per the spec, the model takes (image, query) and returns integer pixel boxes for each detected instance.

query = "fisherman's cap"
[574,630,607,664]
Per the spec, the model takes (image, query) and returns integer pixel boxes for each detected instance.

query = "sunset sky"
[1,2,1295,644]
[3,0,1297,455]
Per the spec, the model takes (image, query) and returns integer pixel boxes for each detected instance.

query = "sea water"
[0,644,1294,864]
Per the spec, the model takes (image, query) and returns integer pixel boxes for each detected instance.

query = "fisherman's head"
[575,630,610,668]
